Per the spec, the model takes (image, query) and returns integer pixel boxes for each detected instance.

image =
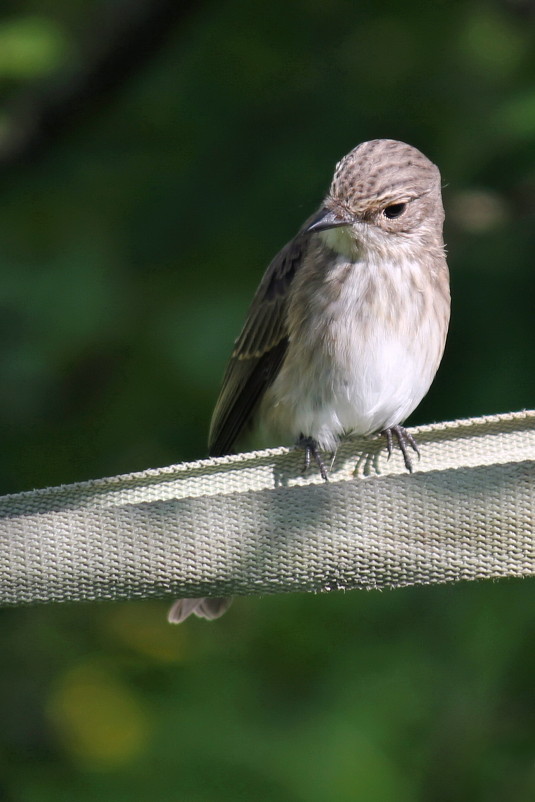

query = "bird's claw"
[382,425,420,472]
[297,435,329,481]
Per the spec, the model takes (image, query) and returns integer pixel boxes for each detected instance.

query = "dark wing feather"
[208,231,309,457]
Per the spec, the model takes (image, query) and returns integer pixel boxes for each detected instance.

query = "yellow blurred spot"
[0,16,71,79]
[47,661,149,770]
[450,189,509,234]
[105,601,189,663]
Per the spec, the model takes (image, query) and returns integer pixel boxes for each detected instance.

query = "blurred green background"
[0,1,534,799]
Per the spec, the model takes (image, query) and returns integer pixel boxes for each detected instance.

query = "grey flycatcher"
[168,138,450,624]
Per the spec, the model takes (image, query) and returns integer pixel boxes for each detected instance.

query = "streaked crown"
[330,139,441,215]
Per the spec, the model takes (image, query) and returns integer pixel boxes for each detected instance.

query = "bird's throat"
[318,226,360,261]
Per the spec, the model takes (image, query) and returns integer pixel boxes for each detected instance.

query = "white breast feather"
[260,229,445,451]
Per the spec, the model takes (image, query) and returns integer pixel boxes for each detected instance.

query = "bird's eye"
[383,203,407,219]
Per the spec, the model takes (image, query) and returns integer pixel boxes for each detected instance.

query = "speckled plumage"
[170,139,450,623]
[209,139,449,457]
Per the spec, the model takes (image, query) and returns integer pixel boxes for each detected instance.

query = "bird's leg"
[381,425,420,472]
[296,435,329,482]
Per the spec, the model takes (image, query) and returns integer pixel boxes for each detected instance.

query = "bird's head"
[307,139,444,259]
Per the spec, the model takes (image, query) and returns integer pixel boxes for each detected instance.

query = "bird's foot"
[296,435,329,481]
[382,425,420,472]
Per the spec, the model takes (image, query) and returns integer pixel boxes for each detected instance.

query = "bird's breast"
[260,248,449,448]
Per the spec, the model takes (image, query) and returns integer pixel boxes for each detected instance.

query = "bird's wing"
[208,232,309,457]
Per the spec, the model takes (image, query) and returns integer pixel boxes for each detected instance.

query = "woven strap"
[0,410,533,607]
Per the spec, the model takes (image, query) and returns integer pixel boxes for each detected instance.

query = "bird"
[168,138,450,624]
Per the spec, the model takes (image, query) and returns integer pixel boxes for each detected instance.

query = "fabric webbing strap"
[0,410,533,607]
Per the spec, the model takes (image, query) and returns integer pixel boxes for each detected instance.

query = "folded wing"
[208,231,310,457]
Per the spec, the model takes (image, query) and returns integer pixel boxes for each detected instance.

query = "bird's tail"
[167,597,232,624]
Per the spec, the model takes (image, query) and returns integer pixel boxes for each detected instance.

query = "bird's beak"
[306,207,353,233]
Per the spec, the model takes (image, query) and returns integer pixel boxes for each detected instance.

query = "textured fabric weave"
[0,410,533,607]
